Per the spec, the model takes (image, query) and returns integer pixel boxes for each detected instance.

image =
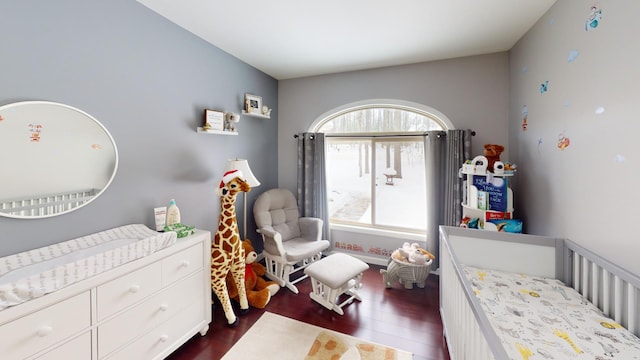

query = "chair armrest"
[257,228,286,257]
[298,217,323,242]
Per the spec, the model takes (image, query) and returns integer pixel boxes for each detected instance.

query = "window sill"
[330,223,425,242]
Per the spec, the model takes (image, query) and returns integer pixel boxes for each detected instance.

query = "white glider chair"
[253,188,330,294]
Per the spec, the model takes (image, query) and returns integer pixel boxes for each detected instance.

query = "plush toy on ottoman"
[381,242,435,289]
[226,239,280,308]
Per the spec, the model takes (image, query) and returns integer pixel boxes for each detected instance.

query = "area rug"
[221,312,413,360]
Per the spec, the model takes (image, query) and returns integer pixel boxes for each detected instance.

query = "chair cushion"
[283,238,330,262]
[254,189,303,242]
[271,214,301,241]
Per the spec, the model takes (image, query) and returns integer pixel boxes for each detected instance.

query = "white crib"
[439,225,640,359]
[0,189,98,217]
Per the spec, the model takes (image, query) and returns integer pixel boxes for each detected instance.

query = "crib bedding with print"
[0,224,176,311]
[439,226,640,360]
[465,266,640,359]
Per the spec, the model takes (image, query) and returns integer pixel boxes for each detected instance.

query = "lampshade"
[225,158,260,187]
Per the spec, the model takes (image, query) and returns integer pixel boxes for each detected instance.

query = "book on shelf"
[472,176,508,212]
[477,191,488,210]
[485,211,512,220]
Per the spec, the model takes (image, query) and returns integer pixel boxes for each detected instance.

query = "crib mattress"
[0,224,177,311]
[464,265,640,359]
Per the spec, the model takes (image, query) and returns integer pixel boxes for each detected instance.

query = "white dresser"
[0,229,212,360]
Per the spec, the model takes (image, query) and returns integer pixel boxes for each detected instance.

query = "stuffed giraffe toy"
[211,169,251,326]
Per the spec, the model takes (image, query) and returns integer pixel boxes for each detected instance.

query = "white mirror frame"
[0,101,119,219]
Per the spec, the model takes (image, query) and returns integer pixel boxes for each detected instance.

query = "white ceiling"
[137,0,557,80]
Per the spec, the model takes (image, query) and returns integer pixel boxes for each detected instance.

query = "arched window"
[312,100,452,233]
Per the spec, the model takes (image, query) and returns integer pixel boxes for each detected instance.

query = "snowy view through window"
[319,107,445,232]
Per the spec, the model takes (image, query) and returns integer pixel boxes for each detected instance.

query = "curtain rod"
[294,130,475,139]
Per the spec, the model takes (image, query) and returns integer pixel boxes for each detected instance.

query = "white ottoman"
[303,253,370,315]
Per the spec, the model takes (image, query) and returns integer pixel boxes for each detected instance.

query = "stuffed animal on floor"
[398,242,436,265]
[226,239,280,309]
[483,144,505,172]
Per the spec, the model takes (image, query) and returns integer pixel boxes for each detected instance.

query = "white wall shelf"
[241,110,270,119]
[196,127,238,136]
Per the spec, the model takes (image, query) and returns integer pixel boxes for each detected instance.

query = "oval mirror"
[0,101,118,219]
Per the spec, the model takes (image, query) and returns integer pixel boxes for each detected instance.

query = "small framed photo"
[204,109,224,131]
[244,93,262,114]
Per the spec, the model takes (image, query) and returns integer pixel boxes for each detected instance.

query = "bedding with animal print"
[464,265,640,359]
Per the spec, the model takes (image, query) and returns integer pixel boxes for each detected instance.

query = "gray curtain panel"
[296,132,330,241]
[424,129,473,269]
[424,131,446,269]
[444,129,473,227]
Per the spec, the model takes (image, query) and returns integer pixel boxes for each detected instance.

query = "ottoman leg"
[328,288,345,315]
[309,278,346,315]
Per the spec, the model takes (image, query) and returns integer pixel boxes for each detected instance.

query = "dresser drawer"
[162,243,203,286]
[104,302,206,360]
[34,331,91,360]
[0,291,90,360]
[96,261,162,321]
[98,271,204,358]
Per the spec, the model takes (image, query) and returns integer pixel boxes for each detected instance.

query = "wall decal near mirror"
[0,101,118,219]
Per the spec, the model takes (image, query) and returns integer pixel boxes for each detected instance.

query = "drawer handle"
[180,260,190,268]
[159,303,169,311]
[129,284,141,293]
[159,334,169,342]
[37,325,53,337]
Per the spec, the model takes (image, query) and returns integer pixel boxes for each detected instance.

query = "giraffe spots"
[223,241,233,253]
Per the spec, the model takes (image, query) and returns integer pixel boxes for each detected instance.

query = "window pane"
[374,141,426,230]
[326,139,371,224]
[318,108,444,133]
[319,105,445,234]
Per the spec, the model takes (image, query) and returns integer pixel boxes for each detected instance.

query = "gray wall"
[0,0,278,256]
[278,53,509,204]
[510,1,640,274]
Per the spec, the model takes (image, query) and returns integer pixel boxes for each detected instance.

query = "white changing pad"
[0,224,177,311]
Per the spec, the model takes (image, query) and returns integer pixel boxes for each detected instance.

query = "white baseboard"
[325,250,389,266]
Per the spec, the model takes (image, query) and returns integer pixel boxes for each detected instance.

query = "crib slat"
[591,262,599,307]
[581,256,589,300]
[615,276,623,323]
[573,252,580,292]
[628,283,637,334]
[602,269,611,317]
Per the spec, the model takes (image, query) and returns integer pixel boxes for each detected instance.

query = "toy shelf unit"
[460,166,514,225]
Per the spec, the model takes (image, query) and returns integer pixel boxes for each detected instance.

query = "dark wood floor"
[167,264,451,360]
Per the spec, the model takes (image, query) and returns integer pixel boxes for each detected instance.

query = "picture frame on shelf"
[244,93,262,114]
[203,109,224,131]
